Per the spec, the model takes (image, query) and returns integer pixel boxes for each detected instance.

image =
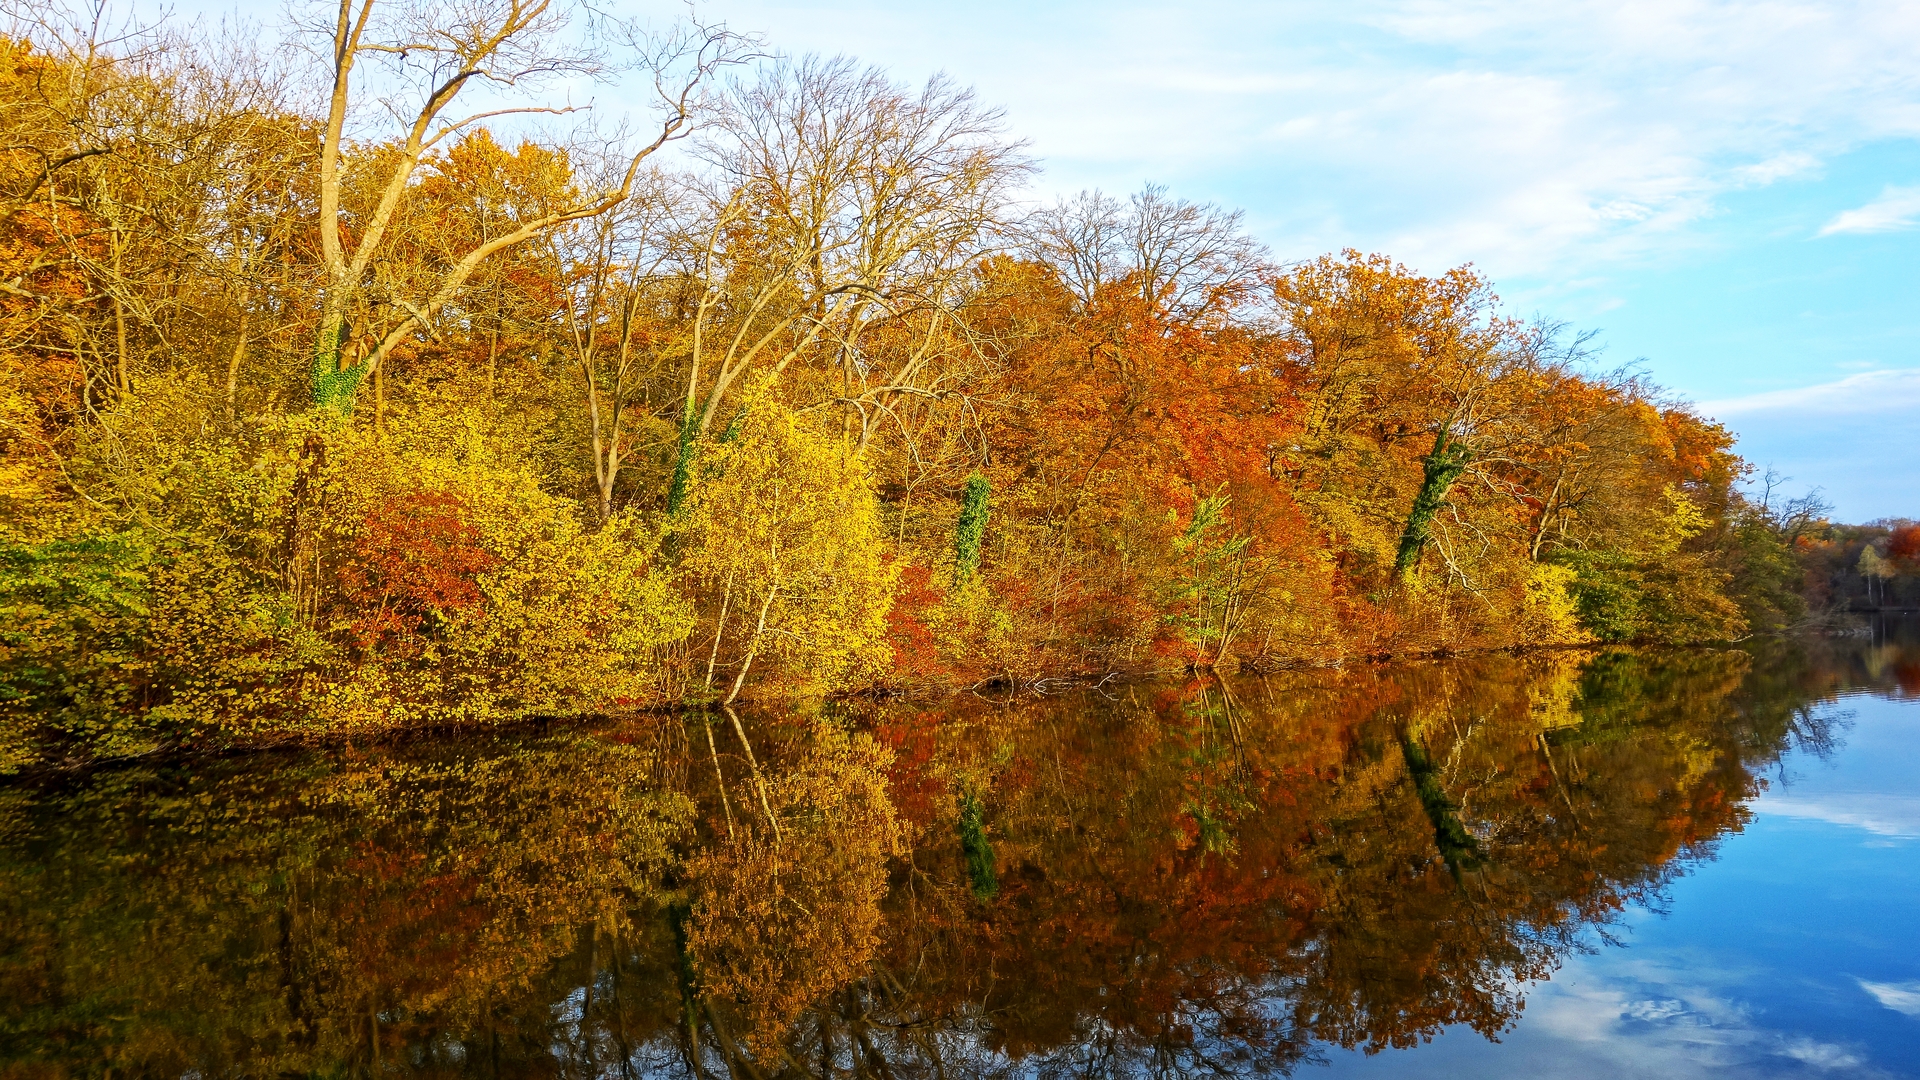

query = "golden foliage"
[0,15,1815,769]
[679,393,896,700]
[686,720,900,1052]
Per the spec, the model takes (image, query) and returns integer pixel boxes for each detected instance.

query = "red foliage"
[336,491,499,652]
[885,562,946,682]
[959,260,1332,663]
[1887,524,1920,570]
[874,709,946,825]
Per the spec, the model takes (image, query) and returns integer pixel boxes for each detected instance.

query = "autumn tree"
[0,1,1829,767]
[302,0,744,411]
[545,162,690,519]
[679,392,894,703]
[666,55,1027,510]
[1272,252,1548,586]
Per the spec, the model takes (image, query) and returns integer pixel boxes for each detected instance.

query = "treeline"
[0,2,1814,766]
[1796,519,1920,611]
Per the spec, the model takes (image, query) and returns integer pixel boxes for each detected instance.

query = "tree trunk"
[1394,429,1474,580]
[704,573,735,691]
[112,232,130,394]
[310,297,362,411]
[225,303,250,418]
[487,311,500,393]
[666,410,698,514]
[724,589,776,706]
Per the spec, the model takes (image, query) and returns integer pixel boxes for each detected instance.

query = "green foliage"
[1169,491,1255,659]
[666,410,698,515]
[309,321,364,411]
[1553,548,1646,643]
[0,531,156,768]
[1724,512,1810,634]
[957,788,998,901]
[1400,732,1481,877]
[1551,488,1745,644]
[953,472,991,583]
[1394,431,1474,580]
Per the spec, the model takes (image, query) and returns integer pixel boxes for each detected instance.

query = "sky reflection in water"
[1,620,1917,1077]
[1326,673,1920,1078]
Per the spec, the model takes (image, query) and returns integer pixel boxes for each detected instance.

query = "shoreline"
[0,634,1803,782]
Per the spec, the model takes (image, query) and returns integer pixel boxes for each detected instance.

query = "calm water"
[3,622,1917,1078]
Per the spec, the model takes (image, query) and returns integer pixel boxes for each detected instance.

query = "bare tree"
[548,163,691,520]
[302,0,749,410]
[1027,184,1268,326]
[2,3,310,420]
[666,55,1028,507]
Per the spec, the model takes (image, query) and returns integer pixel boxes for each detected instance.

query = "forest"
[0,1,1899,770]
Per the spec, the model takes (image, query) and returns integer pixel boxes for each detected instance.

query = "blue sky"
[163,1,1919,520]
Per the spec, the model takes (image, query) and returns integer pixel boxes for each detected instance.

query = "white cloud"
[162,0,1920,283]
[1505,954,1887,1077]
[1782,1036,1867,1069]
[1700,369,1920,418]
[1818,186,1920,236]
[1735,152,1822,186]
[667,0,1920,279]
[1754,793,1920,838]
[1625,997,1692,1022]
[1858,979,1920,1016]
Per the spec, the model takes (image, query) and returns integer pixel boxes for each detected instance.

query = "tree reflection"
[0,734,693,1075]
[2,632,1912,1076]
[685,718,901,1065]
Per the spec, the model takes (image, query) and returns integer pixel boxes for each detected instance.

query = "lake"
[3,620,1916,1077]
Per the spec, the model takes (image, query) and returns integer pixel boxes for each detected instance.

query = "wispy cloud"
[704,0,1920,277]
[1817,186,1920,236]
[1513,953,1887,1077]
[1780,1037,1866,1070]
[1755,793,1920,839]
[1734,152,1821,186]
[1700,369,1920,418]
[1858,979,1920,1016]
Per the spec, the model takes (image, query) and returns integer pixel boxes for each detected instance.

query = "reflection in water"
[1,629,1914,1077]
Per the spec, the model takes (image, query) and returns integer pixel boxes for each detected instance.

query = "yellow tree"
[1274,252,1541,586]
[679,392,895,703]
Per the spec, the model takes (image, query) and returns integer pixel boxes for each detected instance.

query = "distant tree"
[1888,523,1920,572]
[1858,545,1891,606]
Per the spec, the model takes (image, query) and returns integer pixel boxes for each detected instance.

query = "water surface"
[3,622,1916,1077]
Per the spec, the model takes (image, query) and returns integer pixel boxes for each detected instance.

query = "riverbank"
[3,629,1836,779]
